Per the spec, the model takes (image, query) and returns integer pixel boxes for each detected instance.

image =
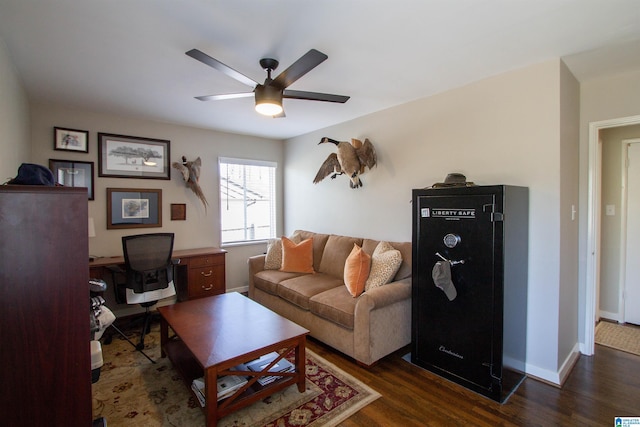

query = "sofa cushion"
[363,239,412,281]
[277,273,344,310]
[281,237,315,273]
[365,241,402,291]
[318,235,364,278]
[254,270,303,295]
[292,230,330,272]
[309,286,357,330]
[344,244,371,297]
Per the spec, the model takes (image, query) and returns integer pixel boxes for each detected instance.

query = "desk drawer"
[188,265,225,299]
[189,254,224,268]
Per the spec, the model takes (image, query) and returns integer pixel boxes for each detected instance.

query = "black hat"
[7,163,55,186]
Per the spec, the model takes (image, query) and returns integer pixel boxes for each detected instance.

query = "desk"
[90,247,227,301]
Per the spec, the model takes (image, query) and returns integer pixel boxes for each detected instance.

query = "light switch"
[606,204,615,216]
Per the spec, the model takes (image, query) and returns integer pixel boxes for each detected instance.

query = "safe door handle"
[436,252,465,265]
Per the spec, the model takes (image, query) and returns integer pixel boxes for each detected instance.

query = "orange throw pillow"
[344,244,371,297]
[280,236,315,274]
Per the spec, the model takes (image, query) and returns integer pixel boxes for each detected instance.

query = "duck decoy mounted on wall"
[313,137,377,189]
[172,156,208,209]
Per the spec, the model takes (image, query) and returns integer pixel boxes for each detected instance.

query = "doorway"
[586,115,640,355]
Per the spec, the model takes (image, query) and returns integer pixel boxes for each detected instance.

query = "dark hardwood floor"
[307,339,640,426]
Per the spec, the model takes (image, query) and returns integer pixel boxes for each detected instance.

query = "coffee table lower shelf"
[163,336,306,424]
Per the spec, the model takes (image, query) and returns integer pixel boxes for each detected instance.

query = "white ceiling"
[1,0,639,140]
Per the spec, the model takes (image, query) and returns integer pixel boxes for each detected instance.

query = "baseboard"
[525,342,581,387]
[556,343,581,386]
[599,310,622,323]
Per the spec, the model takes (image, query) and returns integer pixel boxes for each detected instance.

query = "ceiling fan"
[186,48,350,117]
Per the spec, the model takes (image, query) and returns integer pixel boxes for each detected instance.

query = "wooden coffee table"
[158,292,309,427]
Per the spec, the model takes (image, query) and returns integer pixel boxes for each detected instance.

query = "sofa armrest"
[248,254,266,299]
[248,254,266,274]
[353,277,412,365]
[358,277,411,310]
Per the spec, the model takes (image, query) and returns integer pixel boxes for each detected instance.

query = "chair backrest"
[122,233,175,294]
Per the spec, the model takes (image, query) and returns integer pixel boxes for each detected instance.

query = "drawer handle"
[201,270,213,277]
[202,284,213,291]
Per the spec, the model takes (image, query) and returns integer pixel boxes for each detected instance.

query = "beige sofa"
[248,230,412,366]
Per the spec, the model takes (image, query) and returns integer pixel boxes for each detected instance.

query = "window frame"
[218,156,277,245]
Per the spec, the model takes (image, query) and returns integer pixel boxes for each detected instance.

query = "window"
[219,157,276,244]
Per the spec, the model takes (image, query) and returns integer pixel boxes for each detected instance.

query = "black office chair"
[111,233,177,354]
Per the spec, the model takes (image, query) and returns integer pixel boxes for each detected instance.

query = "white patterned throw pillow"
[364,241,402,291]
[264,238,283,270]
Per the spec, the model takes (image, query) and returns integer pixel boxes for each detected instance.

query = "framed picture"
[98,133,170,179]
[107,188,162,229]
[54,127,89,153]
[48,159,95,200]
[171,203,186,221]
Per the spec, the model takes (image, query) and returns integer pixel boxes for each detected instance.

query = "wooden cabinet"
[186,252,226,299]
[0,186,92,426]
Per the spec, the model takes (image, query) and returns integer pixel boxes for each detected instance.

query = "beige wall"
[285,59,579,383]
[0,38,29,179]
[29,103,284,308]
[558,61,580,367]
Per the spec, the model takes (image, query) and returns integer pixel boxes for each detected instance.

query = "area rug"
[595,321,640,356]
[92,324,380,426]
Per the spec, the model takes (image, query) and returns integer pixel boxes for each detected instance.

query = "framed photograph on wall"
[98,133,170,179]
[54,127,89,153]
[107,188,162,229]
[48,159,95,200]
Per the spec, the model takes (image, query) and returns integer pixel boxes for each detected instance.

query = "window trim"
[218,157,277,245]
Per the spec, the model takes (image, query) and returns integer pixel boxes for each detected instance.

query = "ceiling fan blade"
[271,49,328,89]
[195,92,254,102]
[283,90,350,103]
[186,49,258,88]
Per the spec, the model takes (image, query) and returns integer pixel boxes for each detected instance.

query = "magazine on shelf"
[191,366,249,405]
[191,380,206,407]
[246,352,295,386]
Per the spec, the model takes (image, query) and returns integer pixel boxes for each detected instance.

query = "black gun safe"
[411,185,528,403]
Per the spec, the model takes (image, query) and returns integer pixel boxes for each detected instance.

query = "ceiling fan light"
[255,85,283,116]
[256,102,283,116]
